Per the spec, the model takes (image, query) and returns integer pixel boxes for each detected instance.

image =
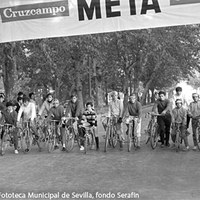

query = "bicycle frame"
[104,116,119,152]
[46,120,60,152]
[145,113,160,149]
[20,121,33,153]
[174,123,182,152]
[127,116,139,152]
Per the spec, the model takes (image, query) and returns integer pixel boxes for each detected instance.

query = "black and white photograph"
[0,0,200,200]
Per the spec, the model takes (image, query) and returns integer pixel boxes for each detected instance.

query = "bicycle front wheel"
[0,133,9,156]
[65,128,75,152]
[104,126,110,152]
[111,126,118,148]
[175,130,180,152]
[127,126,132,152]
[150,124,159,149]
[20,129,33,153]
[47,129,56,153]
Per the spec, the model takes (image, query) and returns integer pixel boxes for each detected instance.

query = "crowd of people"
[0,92,100,154]
[0,86,199,155]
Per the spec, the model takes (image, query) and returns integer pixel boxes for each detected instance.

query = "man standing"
[123,94,142,149]
[108,91,123,148]
[171,99,189,151]
[188,93,200,151]
[152,91,171,148]
[170,86,190,128]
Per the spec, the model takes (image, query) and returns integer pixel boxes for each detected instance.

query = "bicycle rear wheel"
[175,130,180,152]
[150,124,159,149]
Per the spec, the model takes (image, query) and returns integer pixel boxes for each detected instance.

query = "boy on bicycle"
[171,99,189,151]
[80,102,99,151]
[123,94,142,149]
[47,99,66,151]
[108,91,124,149]
[17,96,41,152]
[188,93,200,151]
[152,91,171,148]
[1,102,19,154]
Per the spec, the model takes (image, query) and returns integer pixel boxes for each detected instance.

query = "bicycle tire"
[84,134,88,154]
[65,128,75,152]
[47,128,55,153]
[150,124,159,149]
[20,129,32,153]
[111,126,118,148]
[127,124,132,152]
[0,132,9,156]
[104,126,110,152]
[175,130,180,152]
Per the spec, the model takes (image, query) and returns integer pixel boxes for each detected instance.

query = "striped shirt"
[82,109,97,126]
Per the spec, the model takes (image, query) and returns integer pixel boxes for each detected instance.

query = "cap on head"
[175,98,182,105]
[192,93,199,98]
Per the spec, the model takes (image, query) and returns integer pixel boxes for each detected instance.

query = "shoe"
[80,146,84,151]
[182,146,190,151]
[14,150,19,154]
[25,148,29,153]
[160,144,164,148]
[62,147,66,151]
[193,146,198,150]
[54,145,59,150]
[165,143,170,147]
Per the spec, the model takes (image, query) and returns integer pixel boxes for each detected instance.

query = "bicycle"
[46,120,61,153]
[145,112,163,149]
[19,121,35,153]
[173,123,182,152]
[78,122,95,154]
[126,116,139,152]
[102,116,120,152]
[194,117,200,150]
[62,117,76,152]
[0,124,16,155]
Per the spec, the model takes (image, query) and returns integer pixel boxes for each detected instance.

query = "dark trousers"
[157,116,171,145]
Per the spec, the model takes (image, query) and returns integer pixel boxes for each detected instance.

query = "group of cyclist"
[152,87,200,151]
[0,85,199,155]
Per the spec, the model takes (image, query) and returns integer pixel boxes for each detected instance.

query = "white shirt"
[17,102,36,122]
[108,99,123,117]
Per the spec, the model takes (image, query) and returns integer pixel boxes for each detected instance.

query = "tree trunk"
[3,43,18,100]
[75,61,84,109]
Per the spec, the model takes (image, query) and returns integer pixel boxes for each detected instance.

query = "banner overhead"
[1,0,200,43]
